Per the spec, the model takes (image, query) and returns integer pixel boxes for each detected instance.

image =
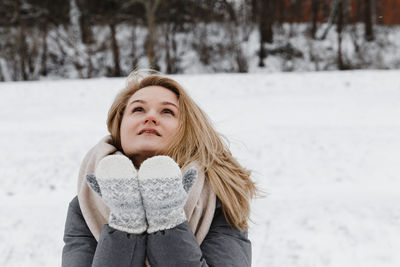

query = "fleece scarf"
[77,135,216,244]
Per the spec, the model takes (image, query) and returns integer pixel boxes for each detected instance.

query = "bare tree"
[336,0,351,70]
[337,0,344,69]
[157,0,190,74]
[259,0,275,44]
[39,23,48,76]
[109,23,121,76]
[311,0,320,39]
[163,23,181,74]
[249,0,258,23]
[364,0,374,41]
[79,0,144,77]
[257,0,276,67]
[222,0,249,72]
[141,0,161,70]
[319,0,339,40]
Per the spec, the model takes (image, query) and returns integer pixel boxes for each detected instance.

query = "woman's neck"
[131,152,156,169]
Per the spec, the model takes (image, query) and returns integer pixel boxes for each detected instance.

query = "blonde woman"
[62,70,257,266]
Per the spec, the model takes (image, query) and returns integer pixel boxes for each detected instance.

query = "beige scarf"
[77,135,216,244]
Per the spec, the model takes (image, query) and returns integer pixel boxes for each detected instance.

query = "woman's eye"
[163,109,174,115]
[132,107,143,113]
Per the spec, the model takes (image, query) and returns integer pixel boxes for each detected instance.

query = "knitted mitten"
[138,155,197,233]
[86,155,147,234]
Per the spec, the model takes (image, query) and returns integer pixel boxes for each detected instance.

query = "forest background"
[1,0,400,81]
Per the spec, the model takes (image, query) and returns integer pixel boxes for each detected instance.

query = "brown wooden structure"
[275,0,400,25]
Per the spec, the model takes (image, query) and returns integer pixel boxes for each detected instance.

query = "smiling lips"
[138,128,161,136]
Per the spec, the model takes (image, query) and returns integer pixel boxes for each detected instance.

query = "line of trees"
[0,0,392,81]
[256,0,381,69]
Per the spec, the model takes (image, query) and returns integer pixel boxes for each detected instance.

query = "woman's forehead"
[129,86,179,105]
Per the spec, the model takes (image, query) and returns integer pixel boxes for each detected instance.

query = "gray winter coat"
[62,196,251,267]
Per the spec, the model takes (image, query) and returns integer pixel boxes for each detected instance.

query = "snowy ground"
[0,70,399,266]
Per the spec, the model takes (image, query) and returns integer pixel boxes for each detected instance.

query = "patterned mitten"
[138,155,197,233]
[86,155,147,234]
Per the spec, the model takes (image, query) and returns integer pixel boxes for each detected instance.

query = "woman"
[62,70,257,267]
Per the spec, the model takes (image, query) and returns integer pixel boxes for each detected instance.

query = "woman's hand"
[86,155,147,234]
[138,156,197,233]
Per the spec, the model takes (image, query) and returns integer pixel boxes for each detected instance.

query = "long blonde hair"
[107,70,257,230]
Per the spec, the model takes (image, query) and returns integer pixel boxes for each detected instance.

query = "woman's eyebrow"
[128,99,146,107]
[161,101,178,108]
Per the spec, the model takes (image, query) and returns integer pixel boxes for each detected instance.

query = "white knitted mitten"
[86,155,147,234]
[138,156,197,233]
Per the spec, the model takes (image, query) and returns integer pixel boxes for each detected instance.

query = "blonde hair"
[107,70,257,230]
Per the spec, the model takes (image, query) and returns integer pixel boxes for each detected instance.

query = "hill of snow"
[0,70,399,266]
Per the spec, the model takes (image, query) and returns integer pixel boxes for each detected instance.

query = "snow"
[1,70,400,266]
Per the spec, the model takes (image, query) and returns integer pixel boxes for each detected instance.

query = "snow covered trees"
[0,0,398,80]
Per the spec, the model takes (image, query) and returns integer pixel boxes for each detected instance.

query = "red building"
[276,0,400,25]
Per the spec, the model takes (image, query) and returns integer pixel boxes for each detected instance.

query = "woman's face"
[120,86,179,165]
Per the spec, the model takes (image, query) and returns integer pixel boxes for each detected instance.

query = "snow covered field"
[0,70,399,266]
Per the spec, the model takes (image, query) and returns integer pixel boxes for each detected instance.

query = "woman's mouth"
[138,128,161,136]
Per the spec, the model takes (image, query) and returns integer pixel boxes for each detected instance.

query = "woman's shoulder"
[68,195,79,208]
[212,197,232,228]
[66,195,84,218]
[212,197,248,235]
[64,195,96,238]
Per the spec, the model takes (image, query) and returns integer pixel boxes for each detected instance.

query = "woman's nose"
[144,112,159,125]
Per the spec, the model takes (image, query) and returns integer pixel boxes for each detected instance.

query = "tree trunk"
[251,0,258,23]
[258,42,266,67]
[337,0,344,70]
[320,0,339,40]
[87,47,93,78]
[69,0,82,44]
[292,0,303,23]
[80,15,93,44]
[259,0,274,44]
[15,0,27,80]
[258,0,275,67]
[27,32,38,78]
[18,25,28,80]
[311,0,320,39]
[143,0,161,71]
[110,23,121,77]
[355,0,363,21]
[165,24,172,74]
[223,0,248,72]
[40,24,48,76]
[275,0,285,24]
[131,27,139,70]
[364,0,374,41]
